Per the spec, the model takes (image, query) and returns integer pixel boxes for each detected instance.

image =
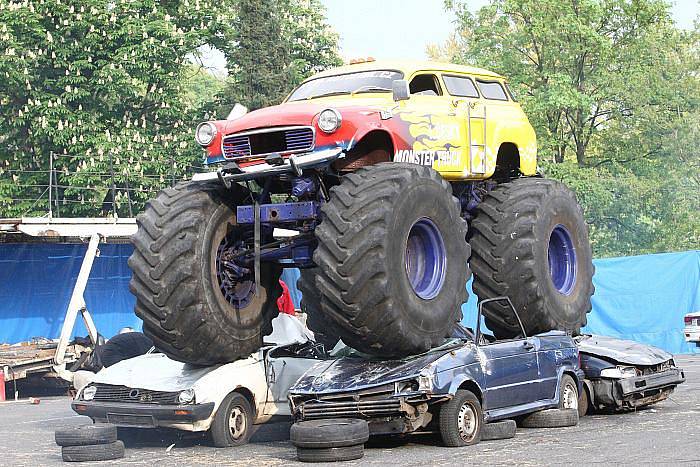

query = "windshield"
[287,70,403,101]
[330,335,468,361]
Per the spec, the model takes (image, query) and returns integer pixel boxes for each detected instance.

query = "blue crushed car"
[289,298,584,446]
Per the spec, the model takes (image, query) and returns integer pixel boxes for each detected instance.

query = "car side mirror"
[392,80,410,102]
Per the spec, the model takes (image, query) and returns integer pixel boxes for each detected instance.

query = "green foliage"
[441,0,699,257]
[222,0,340,111]
[0,0,229,217]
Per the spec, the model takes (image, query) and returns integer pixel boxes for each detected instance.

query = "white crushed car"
[684,312,700,344]
[71,314,326,447]
[575,334,685,416]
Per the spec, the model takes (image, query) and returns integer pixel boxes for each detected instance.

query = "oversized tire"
[439,389,483,447]
[128,181,282,365]
[482,419,516,441]
[209,392,254,447]
[470,178,594,338]
[55,423,117,447]
[297,269,341,350]
[313,163,470,357]
[61,440,124,462]
[520,408,579,428]
[296,444,364,463]
[290,418,369,448]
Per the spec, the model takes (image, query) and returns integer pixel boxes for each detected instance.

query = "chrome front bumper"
[193,147,344,184]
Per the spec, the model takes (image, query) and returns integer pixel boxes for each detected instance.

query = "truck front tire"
[313,163,470,358]
[128,182,282,365]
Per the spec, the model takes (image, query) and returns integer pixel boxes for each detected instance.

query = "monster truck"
[128,60,594,365]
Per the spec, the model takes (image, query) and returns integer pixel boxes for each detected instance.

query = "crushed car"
[575,334,685,416]
[289,298,584,447]
[71,314,327,447]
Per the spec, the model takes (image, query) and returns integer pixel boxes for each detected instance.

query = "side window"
[443,75,479,98]
[504,83,518,102]
[477,299,527,344]
[409,74,442,96]
[476,80,509,101]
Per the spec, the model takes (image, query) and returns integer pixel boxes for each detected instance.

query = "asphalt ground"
[2,355,699,466]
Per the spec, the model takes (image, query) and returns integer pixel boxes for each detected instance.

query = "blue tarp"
[1,243,698,354]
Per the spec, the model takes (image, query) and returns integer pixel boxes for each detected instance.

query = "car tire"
[520,408,579,428]
[578,385,590,417]
[209,392,254,447]
[482,419,517,441]
[297,269,341,350]
[470,178,594,338]
[438,389,483,447]
[61,440,124,462]
[290,418,369,448]
[557,374,579,411]
[313,163,470,358]
[55,423,117,447]
[296,445,364,463]
[129,181,282,365]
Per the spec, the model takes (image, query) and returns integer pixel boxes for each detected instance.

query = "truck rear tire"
[313,163,470,357]
[469,178,594,338]
[128,182,282,365]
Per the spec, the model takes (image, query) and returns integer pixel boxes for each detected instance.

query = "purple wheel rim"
[405,218,447,300]
[548,224,577,295]
[216,233,255,308]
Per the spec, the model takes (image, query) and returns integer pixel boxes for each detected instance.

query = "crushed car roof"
[576,334,673,365]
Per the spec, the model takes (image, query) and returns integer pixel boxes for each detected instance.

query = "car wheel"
[558,374,579,411]
[209,392,254,447]
[438,389,483,447]
[290,418,369,448]
[578,385,590,417]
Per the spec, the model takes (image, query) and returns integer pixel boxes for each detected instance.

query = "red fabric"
[277,280,295,315]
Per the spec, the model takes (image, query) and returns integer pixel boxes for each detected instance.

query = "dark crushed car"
[575,334,685,416]
[289,298,584,446]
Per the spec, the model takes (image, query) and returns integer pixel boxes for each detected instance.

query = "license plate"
[107,413,156,428]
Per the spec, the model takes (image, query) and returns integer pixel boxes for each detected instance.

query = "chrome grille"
[222,126,315,160]
[297,384,402,419]
[89,383,180,405]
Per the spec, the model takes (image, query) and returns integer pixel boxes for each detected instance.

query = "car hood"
[291,349,450,394]
[576,334,673,365]
[88,353,260,393]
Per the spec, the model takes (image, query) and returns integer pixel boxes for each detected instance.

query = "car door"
[263,345,323,416]
[476,297,541,409]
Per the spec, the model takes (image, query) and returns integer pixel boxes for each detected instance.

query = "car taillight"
[685,316,696,325]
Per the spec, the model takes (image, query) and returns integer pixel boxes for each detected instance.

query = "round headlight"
[178,388,195,404]
[195,122,217,146]
[82,385,97,401]
[318,108,342,133]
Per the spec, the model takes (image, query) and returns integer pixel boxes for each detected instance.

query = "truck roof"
[307,60,505,81]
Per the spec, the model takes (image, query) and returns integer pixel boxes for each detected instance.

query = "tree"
[444,0,678,166]
[222,0,340,111]
[0,0,228,217]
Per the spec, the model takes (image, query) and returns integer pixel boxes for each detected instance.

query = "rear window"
[443,75,479,98]
[476,81,509,101]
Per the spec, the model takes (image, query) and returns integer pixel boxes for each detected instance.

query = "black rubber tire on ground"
[296,445,364,463]
[557,374,579,410]
[578,384,591,417]
[482,419,517,441]
[128,181,282,365]
[290,418,369,448]
[439,389,483,447]
[61,440,125,462]
[470,177,594,338]
[209,392,254,447]
[313,163,470,358]
[297,269,341,350]
[55,423,117,447]
[520,409,579,428]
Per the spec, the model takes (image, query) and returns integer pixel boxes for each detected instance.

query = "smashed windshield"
[287,70,403,101]
[330,334,470,361]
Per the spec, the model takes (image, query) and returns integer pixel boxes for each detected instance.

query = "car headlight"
[317,108,342,133]
[82,385,97,401]
[195,122,217,146]
[395,379,419,394]
[600,366,638,379]
[178,388,196,404]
